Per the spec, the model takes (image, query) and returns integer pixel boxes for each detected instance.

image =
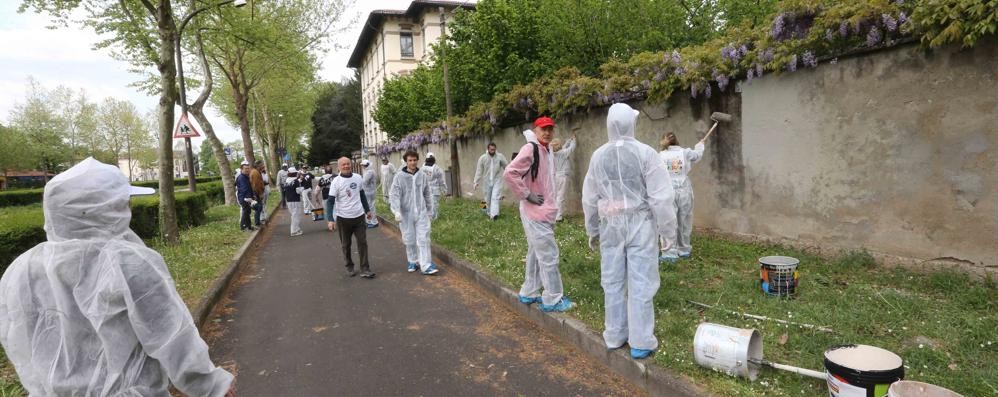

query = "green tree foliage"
[373,0,780,138]
[309,74,363,164]
[198,142,220,177]
[372,65,446,140]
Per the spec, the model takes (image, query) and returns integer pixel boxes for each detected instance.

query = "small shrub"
[0,206,45,274]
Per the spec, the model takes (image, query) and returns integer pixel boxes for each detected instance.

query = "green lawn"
[0,195,270,394]
[379,197,997,396]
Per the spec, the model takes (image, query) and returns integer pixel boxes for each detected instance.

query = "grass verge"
[0,194,275,394]
[378,197,997,396]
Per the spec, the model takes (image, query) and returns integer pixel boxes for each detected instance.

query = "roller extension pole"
[750,359,827,380]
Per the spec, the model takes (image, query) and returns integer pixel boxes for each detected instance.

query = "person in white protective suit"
[503,117,573,312]
[581,104,678,360]
[473,142,509,220]
[390,150,439,275]
[380,157,396,200]
[361,159,380,227]
[658,132,705,260]
[284,167,304,236]
[421,152,448,220]
[0,157,236,396]
[551,133,577,222]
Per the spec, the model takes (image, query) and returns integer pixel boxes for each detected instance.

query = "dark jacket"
[236,173,255,202]
[282,178,302,202]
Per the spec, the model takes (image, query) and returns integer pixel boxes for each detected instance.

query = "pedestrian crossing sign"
[173,112,202,138]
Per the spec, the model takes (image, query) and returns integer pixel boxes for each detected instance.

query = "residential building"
[347,0,475,156]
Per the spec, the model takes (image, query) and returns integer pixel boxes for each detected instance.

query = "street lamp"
[175,0,248,192]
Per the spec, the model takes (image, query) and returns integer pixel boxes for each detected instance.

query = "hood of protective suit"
[607,103,641,142]
[43,157,142,243]
[523,129,538,144]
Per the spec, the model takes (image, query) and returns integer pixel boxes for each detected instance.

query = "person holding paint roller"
[658,112,731,261]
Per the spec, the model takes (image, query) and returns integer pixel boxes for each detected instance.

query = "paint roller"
[701,111,732,142]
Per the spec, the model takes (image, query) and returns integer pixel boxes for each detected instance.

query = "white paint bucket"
[693,323,763,380]
[888,381,963,397]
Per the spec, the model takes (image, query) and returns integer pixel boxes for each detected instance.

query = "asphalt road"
[207,207,644,396]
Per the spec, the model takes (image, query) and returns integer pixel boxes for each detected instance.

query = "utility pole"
[440,7,460,197]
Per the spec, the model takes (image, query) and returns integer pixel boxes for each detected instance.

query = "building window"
[400,32,414,58]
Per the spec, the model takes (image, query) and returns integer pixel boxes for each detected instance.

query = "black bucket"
[824,344,904,397]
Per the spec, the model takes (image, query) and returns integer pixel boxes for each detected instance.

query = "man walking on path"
[328,157,376,279]
[503,119,573,312]
[582,103,677,360]
[551,133,577,222]
[473,142,508,220]
[362,159,380,227]
[380,157,396,201]
[237,161,258,231]
[390,150,439,275]
[277,163,288,209]
[283,167,304,236]
[422,152,448,220]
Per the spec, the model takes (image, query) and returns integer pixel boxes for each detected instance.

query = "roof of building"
[346,0,476,68]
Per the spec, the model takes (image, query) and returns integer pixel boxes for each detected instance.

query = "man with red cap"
[503,116,573,312]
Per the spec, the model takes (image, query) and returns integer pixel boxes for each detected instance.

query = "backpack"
[521,142,541,181]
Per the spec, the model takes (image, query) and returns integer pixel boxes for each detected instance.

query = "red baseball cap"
[534,116,555,129]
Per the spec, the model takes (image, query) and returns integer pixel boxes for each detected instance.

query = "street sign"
[224,147,232,156]
[173,112,202,138]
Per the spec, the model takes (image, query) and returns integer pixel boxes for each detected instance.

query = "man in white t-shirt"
[327,157,375,278]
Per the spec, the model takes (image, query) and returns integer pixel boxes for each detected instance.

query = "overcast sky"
[0,0,417,150]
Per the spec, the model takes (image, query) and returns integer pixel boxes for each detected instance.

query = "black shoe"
[491,215,499,221]
[346,268,357,277]
[360,271,376,279]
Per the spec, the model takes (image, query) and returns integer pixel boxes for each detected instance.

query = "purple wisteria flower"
[671,50,682,64]
[802,51,817,68]
[675,67,686,76]
[771,13,787,39]
[785,54,798,72]
[894,0,904,5]
[898,12,909,28]
[756,63,765,77]
[653,70,667,82]
[853,20,863,35]
[690,84,698,98]
[739,45,749,57]
[839,21,849,38]
[867,26,882,47]
[713,70,730,91]
[883,14,898,32]
[704,84,712,98]
[746,68,755,83]
[826,29,835,42]
[761,48,775,63]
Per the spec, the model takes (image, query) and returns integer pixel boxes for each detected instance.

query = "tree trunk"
[233,88,255,165]
[190,109,237,204]
[156,0,180,244]
[189,29,236,205]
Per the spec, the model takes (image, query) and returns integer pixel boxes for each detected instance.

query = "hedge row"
[0,189,44,207]
[131,176,222,188]
[0,177,222,207]
[0,192,210,274]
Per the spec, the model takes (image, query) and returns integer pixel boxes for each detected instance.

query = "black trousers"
[337,215,370,271]
[239,201,253,229]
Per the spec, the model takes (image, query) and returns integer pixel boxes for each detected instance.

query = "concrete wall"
[378,40,997,272]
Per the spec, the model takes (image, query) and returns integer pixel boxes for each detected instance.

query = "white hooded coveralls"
[421,163,447,220]
[581,104,678,351]
[659,142,704,257]
[553,136,576,220]
[380,162,396,199]
[362,165,380,225]
[0,157,233,396]
[389,166,434,271]
[473,151,508,218]
[504,130,565,306]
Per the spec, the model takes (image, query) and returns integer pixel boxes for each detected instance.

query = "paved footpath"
[208,207,644,396]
